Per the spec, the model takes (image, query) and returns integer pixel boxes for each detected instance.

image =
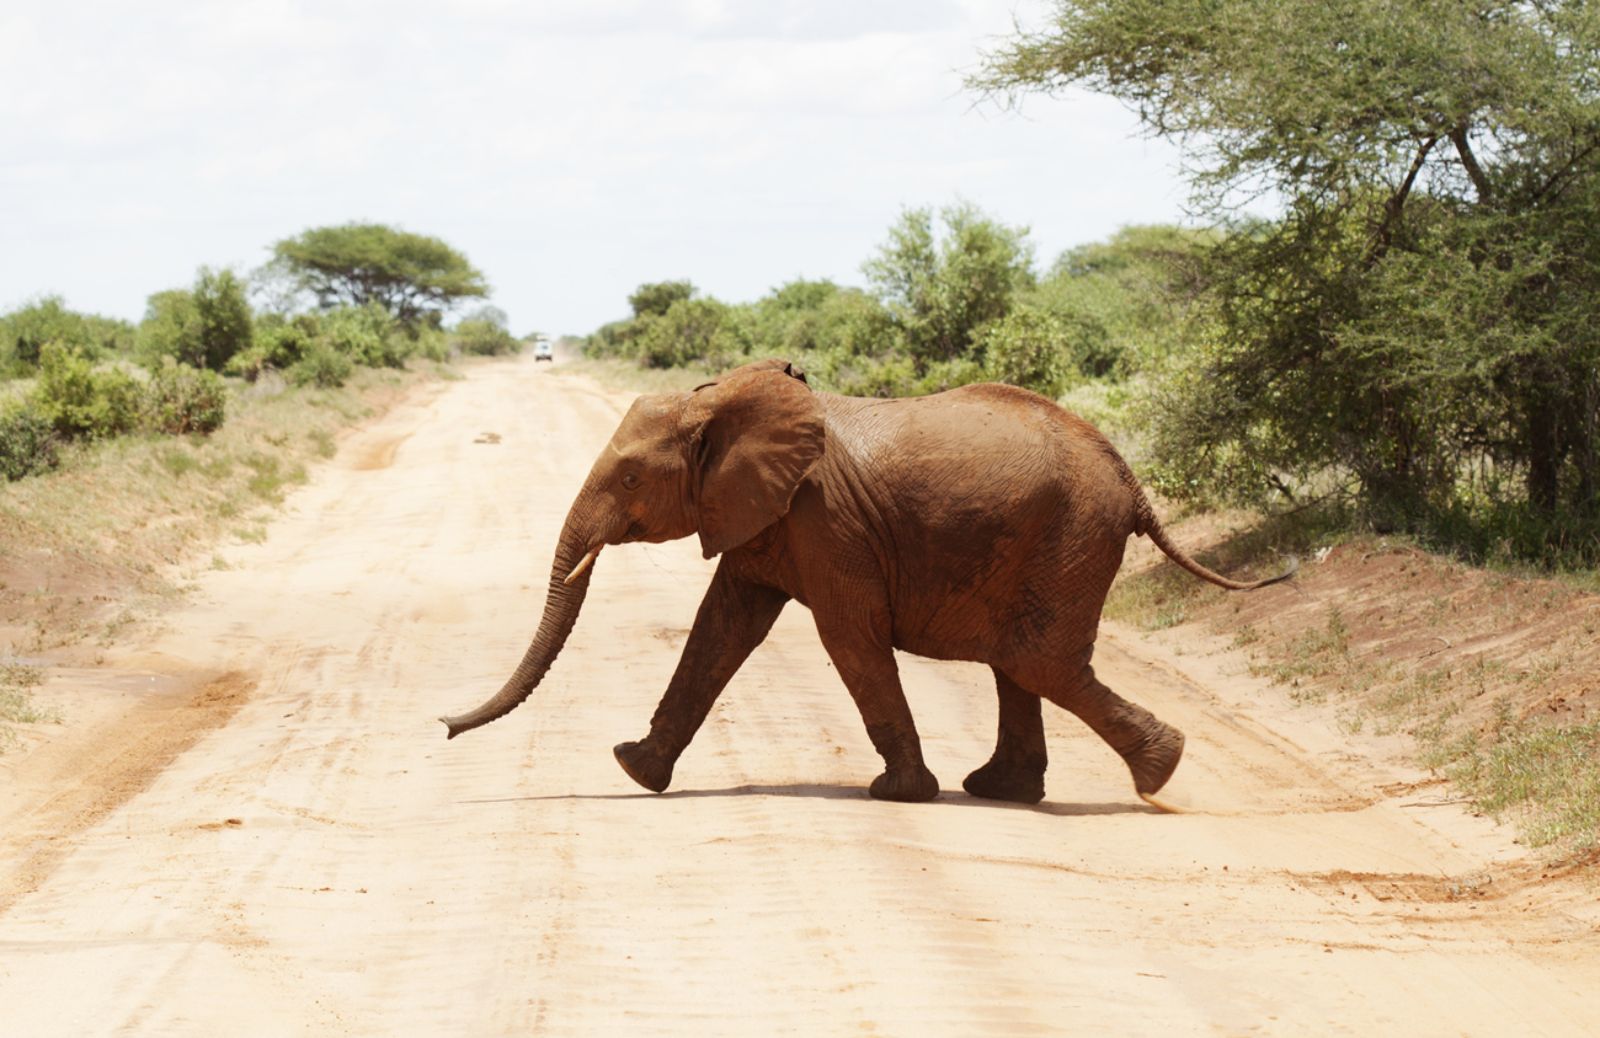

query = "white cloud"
[0,0,1189,333]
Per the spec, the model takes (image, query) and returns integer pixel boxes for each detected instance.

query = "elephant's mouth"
[562,522,647,586]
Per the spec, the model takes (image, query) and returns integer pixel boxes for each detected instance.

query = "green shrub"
[139,268,254,372]
[0,296,134,375]
[143,360,227,435]
[138,289,201,367]
[812,353,919,398]
[980,309,1074,398]
[862,203,1035,367]
[411,326,452,362]
[637,298,737,368]
[811,289,901,359]
[321,304,410,368]
[192,267,254,370]
[226,315,317,381]
[288,345,353,388]
[629,280,695,319]
[0,402,59,480]
[453,319,520,356]
[32,343,142,440]
[913,356,988,395]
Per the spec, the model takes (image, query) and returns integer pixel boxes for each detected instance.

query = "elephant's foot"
[1121,723,1185,796]
[613,739,675,793]
[868,764,940,803]
[962,756,1046,804]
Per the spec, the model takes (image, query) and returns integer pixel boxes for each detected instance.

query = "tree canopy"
[979,0,1600,561]
[264,223,488,326]
[863,202,1035,367]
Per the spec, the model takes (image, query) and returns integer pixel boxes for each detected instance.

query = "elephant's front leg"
[962,670,1047,804]
[814,619,939,803]
[613,561,789,793]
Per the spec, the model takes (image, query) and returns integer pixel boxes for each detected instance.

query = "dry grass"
[0,661,53,751]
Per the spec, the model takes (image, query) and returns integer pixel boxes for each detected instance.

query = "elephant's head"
[439,359,823,739]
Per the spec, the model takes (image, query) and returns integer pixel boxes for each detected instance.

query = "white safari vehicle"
[532,335,553,362]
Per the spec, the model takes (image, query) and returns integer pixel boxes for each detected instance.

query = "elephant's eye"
[621,472,641,491]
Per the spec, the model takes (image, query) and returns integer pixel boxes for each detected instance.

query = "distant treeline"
[0,223,524,482]
[588,206,1197,400]
[588,0,1600,571]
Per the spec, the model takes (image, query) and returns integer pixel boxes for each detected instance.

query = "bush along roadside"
[0,220,532,485]
[0,345,229,482]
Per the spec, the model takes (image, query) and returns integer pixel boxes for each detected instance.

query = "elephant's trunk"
[439,495,603,739]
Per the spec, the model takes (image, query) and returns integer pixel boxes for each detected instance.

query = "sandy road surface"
[2,354,1598,1036]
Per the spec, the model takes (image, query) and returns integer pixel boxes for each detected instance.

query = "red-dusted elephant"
[441,359,1292,804]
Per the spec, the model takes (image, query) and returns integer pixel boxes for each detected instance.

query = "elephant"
[440,358,1295,805]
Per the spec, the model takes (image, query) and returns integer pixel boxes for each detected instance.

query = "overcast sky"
[2,0,1190,336]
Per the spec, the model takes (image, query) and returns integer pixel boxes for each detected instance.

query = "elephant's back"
[820,384,1136,527]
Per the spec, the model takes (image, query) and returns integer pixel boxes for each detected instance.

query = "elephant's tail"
[1134,494,1298,591]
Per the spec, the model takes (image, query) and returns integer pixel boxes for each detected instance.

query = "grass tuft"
[1440,721,1600,851]
[0,662,55,752]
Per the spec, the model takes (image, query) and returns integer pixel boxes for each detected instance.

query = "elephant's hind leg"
[1011,649,1184,797]
[963,669,1047,804]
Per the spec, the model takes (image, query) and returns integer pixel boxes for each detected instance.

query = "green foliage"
[410,326,451,363]
[143,360,227,435]
[629,280,695,319]
[862,202,1035,368]
[287,345,354,388]
[0,401,59,481]
[225,314,319,381]
[320,303,412,368]
[227,306,419,381]
[453,306,522,356]
[979,309,1075,398]
[32,343,142,440]
[980,0,1600,565]
[453,319,521,356]
[587,282,763,371]
[263,223,488,327]
[193,267,254,371]
[138,289,200,368]
[0,296,134,375]
[1029,225,1214,378]
[138,267,254,372]
[636,298,744,369]
[582,205,1048,400]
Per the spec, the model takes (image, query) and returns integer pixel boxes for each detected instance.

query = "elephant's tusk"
[563,547,600,585]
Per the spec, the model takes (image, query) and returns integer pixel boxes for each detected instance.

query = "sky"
[1,0,1192,336]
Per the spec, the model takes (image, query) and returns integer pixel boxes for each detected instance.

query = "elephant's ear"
[686,365,824,558]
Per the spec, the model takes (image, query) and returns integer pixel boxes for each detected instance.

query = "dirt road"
[2,354,1597,1036]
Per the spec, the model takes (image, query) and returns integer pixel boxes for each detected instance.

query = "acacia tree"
[264,223,489,327]
[978,0,1600,561]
